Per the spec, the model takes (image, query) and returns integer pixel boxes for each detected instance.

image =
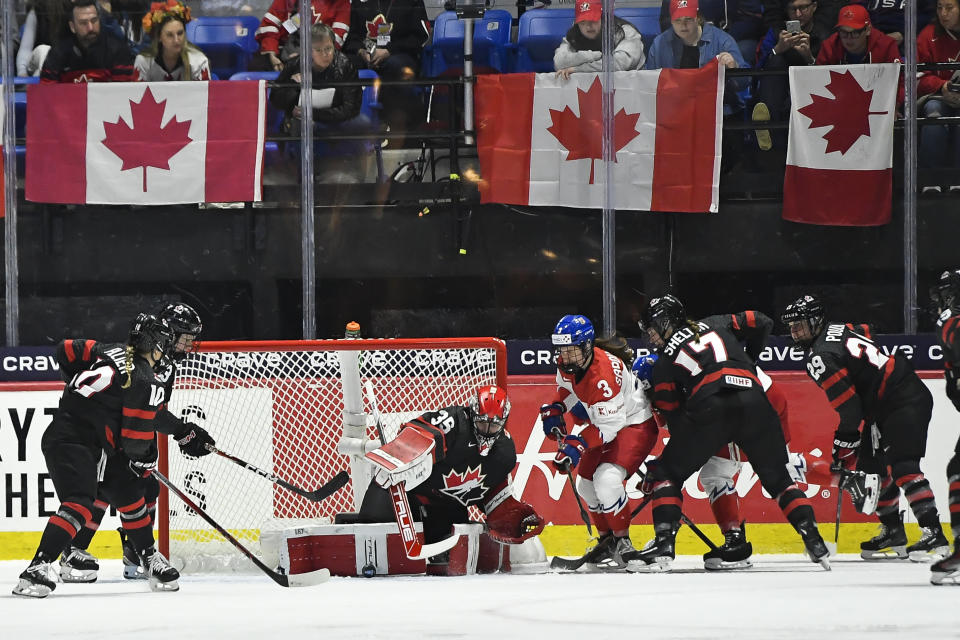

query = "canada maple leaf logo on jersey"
[440,466,487,505]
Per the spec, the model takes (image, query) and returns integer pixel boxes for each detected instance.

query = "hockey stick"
[551,428,593,537]
[152,470,330,588]
[205,444,349,503]
[636,469,720,552]
[550,495,654,571]
[364,380,462,561]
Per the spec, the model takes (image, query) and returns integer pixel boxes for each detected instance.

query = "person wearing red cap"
[554,1,645,80]
[646,0,747,70]
[815,3,901,64]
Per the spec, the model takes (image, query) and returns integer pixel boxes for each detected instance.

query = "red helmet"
[471,385,510,454]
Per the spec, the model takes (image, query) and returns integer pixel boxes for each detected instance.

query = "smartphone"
[786,20,801,33]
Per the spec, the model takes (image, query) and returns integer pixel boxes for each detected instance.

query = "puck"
[361,563,376,578]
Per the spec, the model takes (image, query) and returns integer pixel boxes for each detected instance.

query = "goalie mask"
[930,269,960,316]
[471,385,510,456]
[159,302,202,361]
[781,294,824,349]
[129,313,176,362]
[552,314,595,375]
[639,295,685,350]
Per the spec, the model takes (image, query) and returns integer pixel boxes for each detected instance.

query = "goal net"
[157,337,506,572]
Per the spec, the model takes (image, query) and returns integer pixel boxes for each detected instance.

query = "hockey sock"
[710,492,742,533]
[892,461,940,527]
[40,501,92,559]
[875,475,900,522]
[116,497,156,552]
[68,498,108,551]
[776,484,815,530]
[650,478,683,525]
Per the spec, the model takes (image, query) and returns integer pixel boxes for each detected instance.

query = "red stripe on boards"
[650,61,720,213]
[783,166,891,226]
[476,73,535,206]
[205,81,262,203]
[26,83,87,203]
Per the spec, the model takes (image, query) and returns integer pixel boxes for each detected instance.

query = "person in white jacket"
[553,1,646,80]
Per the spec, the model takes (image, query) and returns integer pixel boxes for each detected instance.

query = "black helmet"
[639,294,686,347]
[158,303,202,360]
[930,269,960,315]
[781,294,824,348]
[128,313,175,359]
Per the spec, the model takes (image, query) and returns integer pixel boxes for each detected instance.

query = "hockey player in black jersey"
[627,295,830,571]
[782,294,949,563]
[929,270,960,584]
[12,312,215,598]
[359,386,544,575]
[58,302,206,584]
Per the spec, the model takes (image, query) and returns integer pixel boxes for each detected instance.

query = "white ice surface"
[1,556,957,640]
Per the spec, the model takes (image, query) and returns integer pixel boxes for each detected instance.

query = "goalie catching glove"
[176,423,215,458]
[485,496,545,544]
[365,424,437,491]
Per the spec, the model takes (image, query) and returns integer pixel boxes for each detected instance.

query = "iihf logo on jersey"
[440,466,487,505]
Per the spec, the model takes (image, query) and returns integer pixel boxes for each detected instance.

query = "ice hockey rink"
[1,556,957,640]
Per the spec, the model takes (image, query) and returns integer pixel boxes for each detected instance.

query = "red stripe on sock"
[122,516,152,530]
[62,501,92,524]
[50,516,77,536]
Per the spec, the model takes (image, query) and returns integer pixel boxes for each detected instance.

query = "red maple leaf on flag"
[547,76,641,184]
[797,69,888,155]
[101,87,192,192]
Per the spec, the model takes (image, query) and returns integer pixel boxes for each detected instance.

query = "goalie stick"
[363,380,462,561]
[205,444,349,503]
[152,470,330,588]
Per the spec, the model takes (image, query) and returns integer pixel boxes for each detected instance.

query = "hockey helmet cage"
[551,314,595,374]
[129,313,176,359]
[781,294,824,348]
[159,302,202,360]
[471,385,511,455]
[930,269,960,315]
[639,295,686,346]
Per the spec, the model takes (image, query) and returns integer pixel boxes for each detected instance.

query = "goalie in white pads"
[361,385,545,574]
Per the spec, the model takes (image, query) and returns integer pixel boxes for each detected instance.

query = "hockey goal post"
[157,337,507,572]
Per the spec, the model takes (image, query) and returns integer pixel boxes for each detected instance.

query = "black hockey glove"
[831,432,860,473]
[946,368,960,411]
[177,423,215,458]
[128,456,156,479]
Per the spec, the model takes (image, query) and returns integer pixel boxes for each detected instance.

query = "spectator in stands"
[270,22,367,163]
[658,0,766,65]
[918,0,960,168]
[342,0,430,133]
[859,0,935,47]
[40,0,136,82]
[17,0,71,76]
[816,4,901,63]
[753,0,831,151]
[253,0,350,72]
[134,0,210,80]
[553,1,646,79]
[763,0,842,36]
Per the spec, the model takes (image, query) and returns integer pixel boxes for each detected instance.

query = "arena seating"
[187,15,260,80]
[422,9,514,76]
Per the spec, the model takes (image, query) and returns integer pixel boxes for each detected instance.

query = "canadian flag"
[784,64,899,226]
[475,62,725,212]
[26,81,266,205]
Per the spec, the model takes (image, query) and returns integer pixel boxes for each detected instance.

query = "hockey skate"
[797,519,831,570]
[704,523,753,571]
[583,533,626,571]
[12,556,58,598]
[860,513,908,560]
[907,525,950,563]
[141,547,180,592]
[930,540,960,585]
[624,522,677,573]
[118,528,147,580]
[59,546,99,583]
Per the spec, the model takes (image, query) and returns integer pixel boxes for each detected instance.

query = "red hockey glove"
[486,497,545,544]
[552,434,587,473]
[540,402,566,438]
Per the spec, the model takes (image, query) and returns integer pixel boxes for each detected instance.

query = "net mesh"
[161,339,504,572]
